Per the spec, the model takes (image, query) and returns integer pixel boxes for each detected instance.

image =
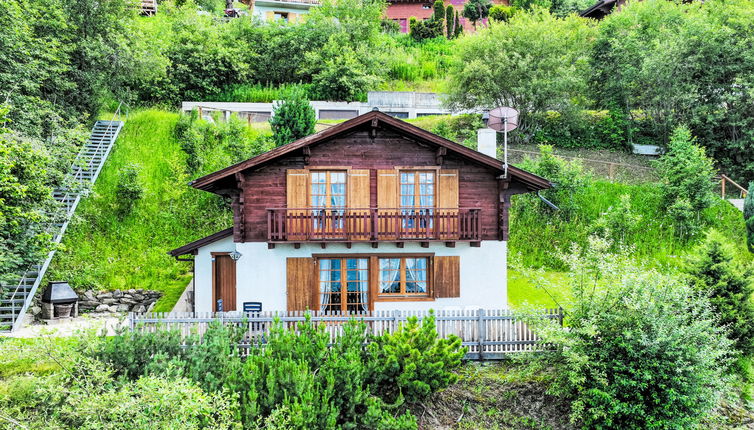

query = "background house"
[169,111,550,314]
[249,0,320,22]
[386,0,505,33]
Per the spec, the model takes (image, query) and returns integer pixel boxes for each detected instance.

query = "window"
[311,171,346,230]
[400,171,435,229]
[379,257,430,296]
[273,11,289,21]
[319,258,369,313]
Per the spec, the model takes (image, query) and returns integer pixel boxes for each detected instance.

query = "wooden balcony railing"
[267,208,481,242]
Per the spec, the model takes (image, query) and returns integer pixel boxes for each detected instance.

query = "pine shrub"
[656,126,716,236]
[687,231,754,355]
[269,89,316,147]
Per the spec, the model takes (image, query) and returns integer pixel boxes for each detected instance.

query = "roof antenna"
[487,107,519,179]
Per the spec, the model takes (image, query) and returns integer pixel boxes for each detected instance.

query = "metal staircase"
[0,108,125,332]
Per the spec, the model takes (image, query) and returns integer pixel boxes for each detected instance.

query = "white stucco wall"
[193,240,507,313]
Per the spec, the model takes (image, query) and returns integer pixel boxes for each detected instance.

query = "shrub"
[489,4,516,22]
[269,90,316,147]
[367,312,466,403]
[89,313,464,429]
[409,17,444,42]
[531,109,634,151]
[538,238,732,429]
[176,109,273,174]
[114,163,143,219]
[381,18,401,34]
[94,326,185,379]
[656,126,716,237]
[687,231,754,355]
[0,119,58,285]
[517,145,591,218]
[430,114,484,146]
[590,193,642,248]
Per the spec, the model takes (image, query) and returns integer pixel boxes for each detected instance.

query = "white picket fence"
[128,308,563,360]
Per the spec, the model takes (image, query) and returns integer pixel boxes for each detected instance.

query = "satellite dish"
[488,107,519,132]
[485,107,518,179]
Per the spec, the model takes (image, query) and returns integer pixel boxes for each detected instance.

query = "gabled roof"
[168,227,233,257]
[190,110,551,193]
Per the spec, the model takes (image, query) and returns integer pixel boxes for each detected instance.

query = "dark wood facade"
[189,111,550,246]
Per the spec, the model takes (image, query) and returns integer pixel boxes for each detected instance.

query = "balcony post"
[371,208,378,241]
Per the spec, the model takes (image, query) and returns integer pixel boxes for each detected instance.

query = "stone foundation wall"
[78,289,162,314]
[30,289,163,319]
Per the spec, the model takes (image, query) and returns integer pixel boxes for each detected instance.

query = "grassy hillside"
[47,110,231,311]
[46,109,751,312]
[507,180,749,309]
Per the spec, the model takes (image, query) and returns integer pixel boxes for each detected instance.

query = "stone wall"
[78,289,162,314]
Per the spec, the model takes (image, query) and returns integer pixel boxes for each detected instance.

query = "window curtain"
[405,258,427,293]
[379,258,401,293]
[320,259,332,311]
[357,258,368,312]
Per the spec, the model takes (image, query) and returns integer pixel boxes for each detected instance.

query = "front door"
[213,253,236,312]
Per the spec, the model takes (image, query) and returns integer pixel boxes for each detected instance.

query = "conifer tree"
[446,5,454,38]
[688,231,754,354]
[745,183,754,252]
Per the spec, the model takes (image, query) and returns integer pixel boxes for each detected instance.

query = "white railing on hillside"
[129,308,563,359]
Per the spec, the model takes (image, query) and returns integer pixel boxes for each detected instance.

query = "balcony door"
[310,171,346,239]
[400,171,435,235]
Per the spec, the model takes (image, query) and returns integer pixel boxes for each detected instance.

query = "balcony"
[267,208,481,245]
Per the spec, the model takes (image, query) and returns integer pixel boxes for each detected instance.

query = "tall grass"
[509,180,749,271]
[47,110,233,311]
[214,83,314,103]
[387,36,456,79]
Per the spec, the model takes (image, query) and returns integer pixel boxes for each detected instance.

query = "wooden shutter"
[434,256,460,298]
[286,169,309,240]
[286,257,316,311]
[437,169,459,239]
[377,169,399,239]
[347,169,371,240]
[265,11,274,21]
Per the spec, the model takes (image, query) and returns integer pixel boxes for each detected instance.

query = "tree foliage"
[591,0,754,183]
[447,10,595,134]
[461,0,492,28]
[746,183,754,252]
[517,145,591,218]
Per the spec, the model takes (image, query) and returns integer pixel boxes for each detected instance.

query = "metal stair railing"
[0,103,126,332]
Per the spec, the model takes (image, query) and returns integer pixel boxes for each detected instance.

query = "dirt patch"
[413,361,573,430]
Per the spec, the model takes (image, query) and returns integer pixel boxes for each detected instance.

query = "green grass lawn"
[46,109,231,311]
[507,269,569,309]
